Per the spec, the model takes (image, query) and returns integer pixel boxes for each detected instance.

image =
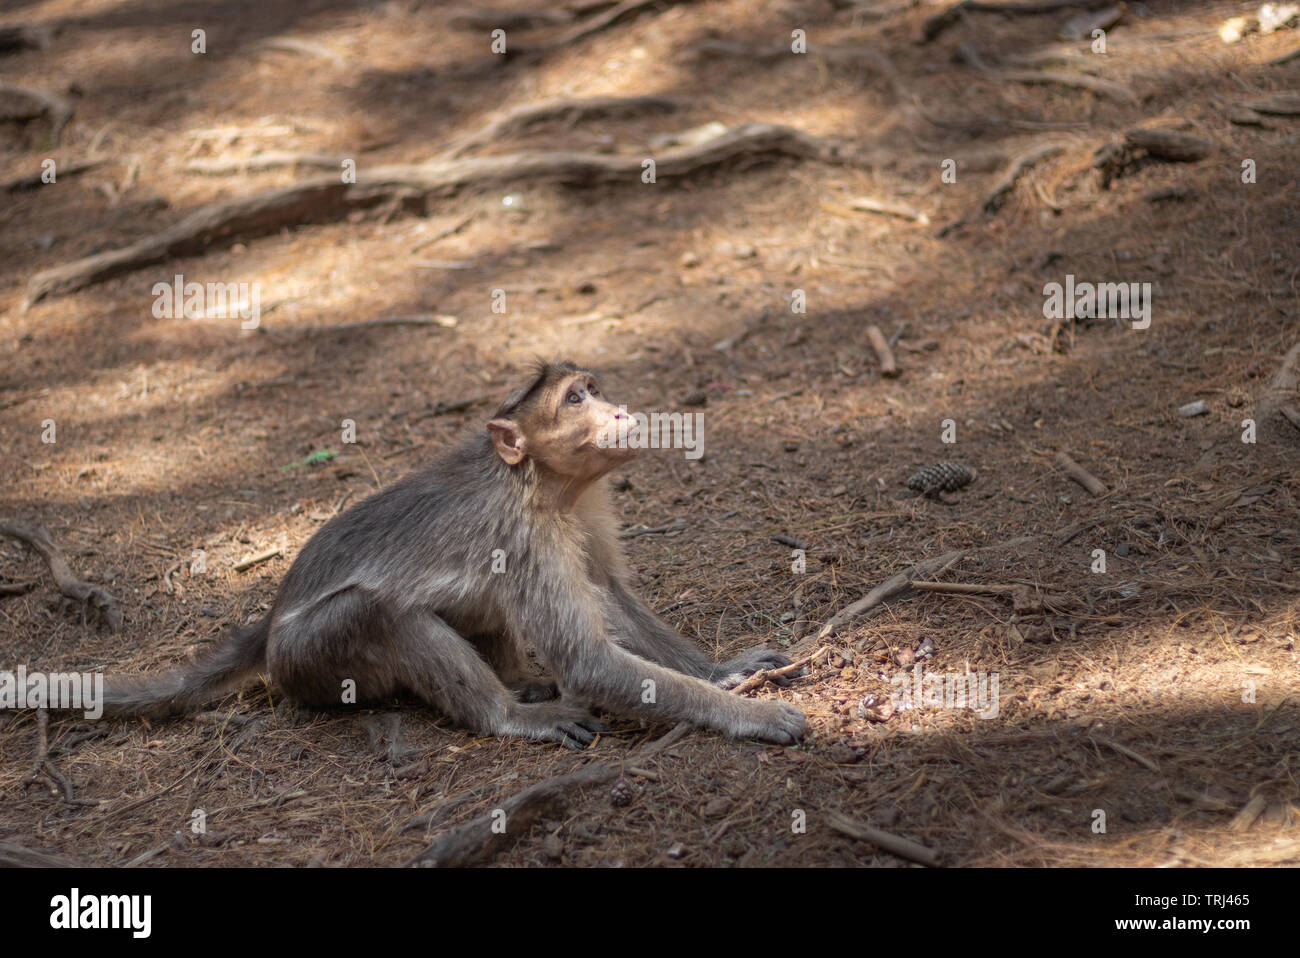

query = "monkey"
[103,360,806,747]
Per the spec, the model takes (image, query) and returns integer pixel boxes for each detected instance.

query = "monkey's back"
[270,434,518,625]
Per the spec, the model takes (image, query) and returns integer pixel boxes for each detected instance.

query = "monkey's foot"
[712,648,800,689]
[730,701,806,745]
[502,702,608,749]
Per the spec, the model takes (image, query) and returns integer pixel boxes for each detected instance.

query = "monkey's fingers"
[557,716,608,749]
[768,666,807,688]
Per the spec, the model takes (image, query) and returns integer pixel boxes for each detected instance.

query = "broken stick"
[826,809,941,866]
[729,646,826,695]
[232,546,282,571]
[866,324,899,377]
[1054,451,1107,496]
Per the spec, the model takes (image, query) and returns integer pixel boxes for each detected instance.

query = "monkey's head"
[488,360,638,483]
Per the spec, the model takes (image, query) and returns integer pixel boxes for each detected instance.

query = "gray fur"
[104,362,806,746]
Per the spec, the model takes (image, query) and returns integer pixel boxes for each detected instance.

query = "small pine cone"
[610,777,634,807]
[907,461,976,498]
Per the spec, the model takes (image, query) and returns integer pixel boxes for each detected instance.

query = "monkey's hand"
[504,701,608,749]
[711,648,800,690]
[731,700,806,744]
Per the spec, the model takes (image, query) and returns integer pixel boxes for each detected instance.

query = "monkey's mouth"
[597,421,639,450]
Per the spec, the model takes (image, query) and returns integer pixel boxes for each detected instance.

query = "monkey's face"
[488,371,638,481]
[536,373,639,480]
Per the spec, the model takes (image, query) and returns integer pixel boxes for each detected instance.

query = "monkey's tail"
[102,616,270,717]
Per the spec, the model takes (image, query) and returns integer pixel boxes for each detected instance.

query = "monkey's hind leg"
[393,611,603,746]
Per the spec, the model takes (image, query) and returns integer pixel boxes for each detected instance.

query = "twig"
[1057,519,1101,546]
[185,151,347,175]
[910,581,1017,595]
[814,537,1035,642]
[1091,736,1159,773]
[621,519,687,539]
[0,522,123,630]
[406,722,692,867]
[290,316,457,336]
[1229,794,1268,831]
[445,95,680,158]
[1054,451,1107,496]
[233,546,281,572]
[1173,787,1235,813]
[850,195,929,225]
[730,646,826,695]
[19,709,53,790]
[866,324,899,377]
[826,809,941,866]
[410,213,474,252]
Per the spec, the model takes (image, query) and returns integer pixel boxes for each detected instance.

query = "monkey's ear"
[487,419,527,465]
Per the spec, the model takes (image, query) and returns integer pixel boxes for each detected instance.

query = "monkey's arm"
[528,584,801,744]
[515,571,803,746]
[601,580,716,678]
[602,579,792,688]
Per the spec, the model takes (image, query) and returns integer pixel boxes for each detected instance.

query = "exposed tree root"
[25,122,865,306]
[0,522,123,630]
[0,81,74,144]
[957,45,1138,105]
[406,722,691,867]
[922,0,1118,43]
[446,94,680,157]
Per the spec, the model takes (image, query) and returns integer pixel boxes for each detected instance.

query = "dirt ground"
[1,0,1298,868]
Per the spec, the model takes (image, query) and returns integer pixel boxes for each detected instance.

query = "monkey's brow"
[550,375,594,419]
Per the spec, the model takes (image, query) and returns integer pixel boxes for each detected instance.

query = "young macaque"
[105,361,805,746]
